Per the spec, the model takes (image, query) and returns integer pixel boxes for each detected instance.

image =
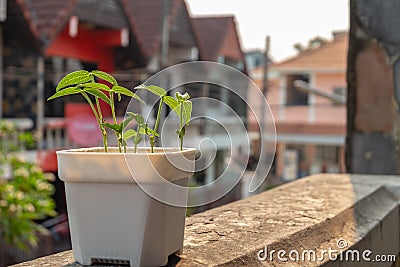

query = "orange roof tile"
[273,32,348,72]
[20,0,79,46]
[13,0,197,64]
[122,0,188,59]
[8,0,40,48]
[192,16,244,62]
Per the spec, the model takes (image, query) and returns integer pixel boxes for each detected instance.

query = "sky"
[186,0,349,62]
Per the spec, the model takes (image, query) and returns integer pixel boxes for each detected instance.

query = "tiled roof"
[121,0,185,59]
[17,0,79,46]
[72,0,130,29]
[273,32,348,71]
[7,0,40,50]
[12,0,194,61]
[192,16,244,62]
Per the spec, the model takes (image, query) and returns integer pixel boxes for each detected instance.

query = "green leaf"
[131,93,144,103]
[123,129,137,140]
[127,112,144,125]
[138,127,147,135]
[166,100,193,128]
[135,84,167,97]
[182,101,192,125]
[103,122,122,133]
[91,70,118,85]
[81,82,111,92]
[167,99,192,126]
[56,70,91,91]
[121,115,134,130]
[175,92,190,101]
[47,87,81,100]
[112,86,144,103]
[84,89,112,105]
[164,96,179,113]
[145,126,160,137]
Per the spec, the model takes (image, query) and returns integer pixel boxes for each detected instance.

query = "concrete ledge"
[11,174,400,266]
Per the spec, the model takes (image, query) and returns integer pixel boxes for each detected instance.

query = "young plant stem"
[94,97,109,151]
[179,102,184,151]
[109,92,122,153]
[95,97,104,126]
[81,92,108,152]
[180,133,183,151]
[95,98,103,120]
[150,135,155,153]
[134,125,141,153]
[154,98,163,133]
[150,98,164,153]
[134,139,138,153]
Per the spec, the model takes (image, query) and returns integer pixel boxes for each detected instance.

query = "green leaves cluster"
[135,85,192,151]
[48,70,193,152]
[123,112,159,153]
[0,121,56,250]
[48,70,143,153]
[0,121,36,152]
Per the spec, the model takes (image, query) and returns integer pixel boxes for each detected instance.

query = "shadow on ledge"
[62,254,181,267]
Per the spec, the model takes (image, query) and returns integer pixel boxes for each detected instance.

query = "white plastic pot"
[57,147,196,267]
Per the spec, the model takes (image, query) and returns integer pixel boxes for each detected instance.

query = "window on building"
[316,145,339,163]
[285,144,306,179]
[286,74,309,106]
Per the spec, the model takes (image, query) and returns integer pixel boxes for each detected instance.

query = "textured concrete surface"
[11,174,400,266]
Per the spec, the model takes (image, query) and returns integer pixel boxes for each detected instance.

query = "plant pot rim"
[56,147,196,184]
[56,147,197,156]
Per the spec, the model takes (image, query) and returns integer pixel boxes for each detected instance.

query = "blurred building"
[2,0,42,119]
[178,15,248,209]
[244,49,267,71]
[249,31,348,181]
[2,0,248,210]
[192,16,245,71]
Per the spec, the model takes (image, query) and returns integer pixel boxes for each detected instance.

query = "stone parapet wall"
[12,174,400,267]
